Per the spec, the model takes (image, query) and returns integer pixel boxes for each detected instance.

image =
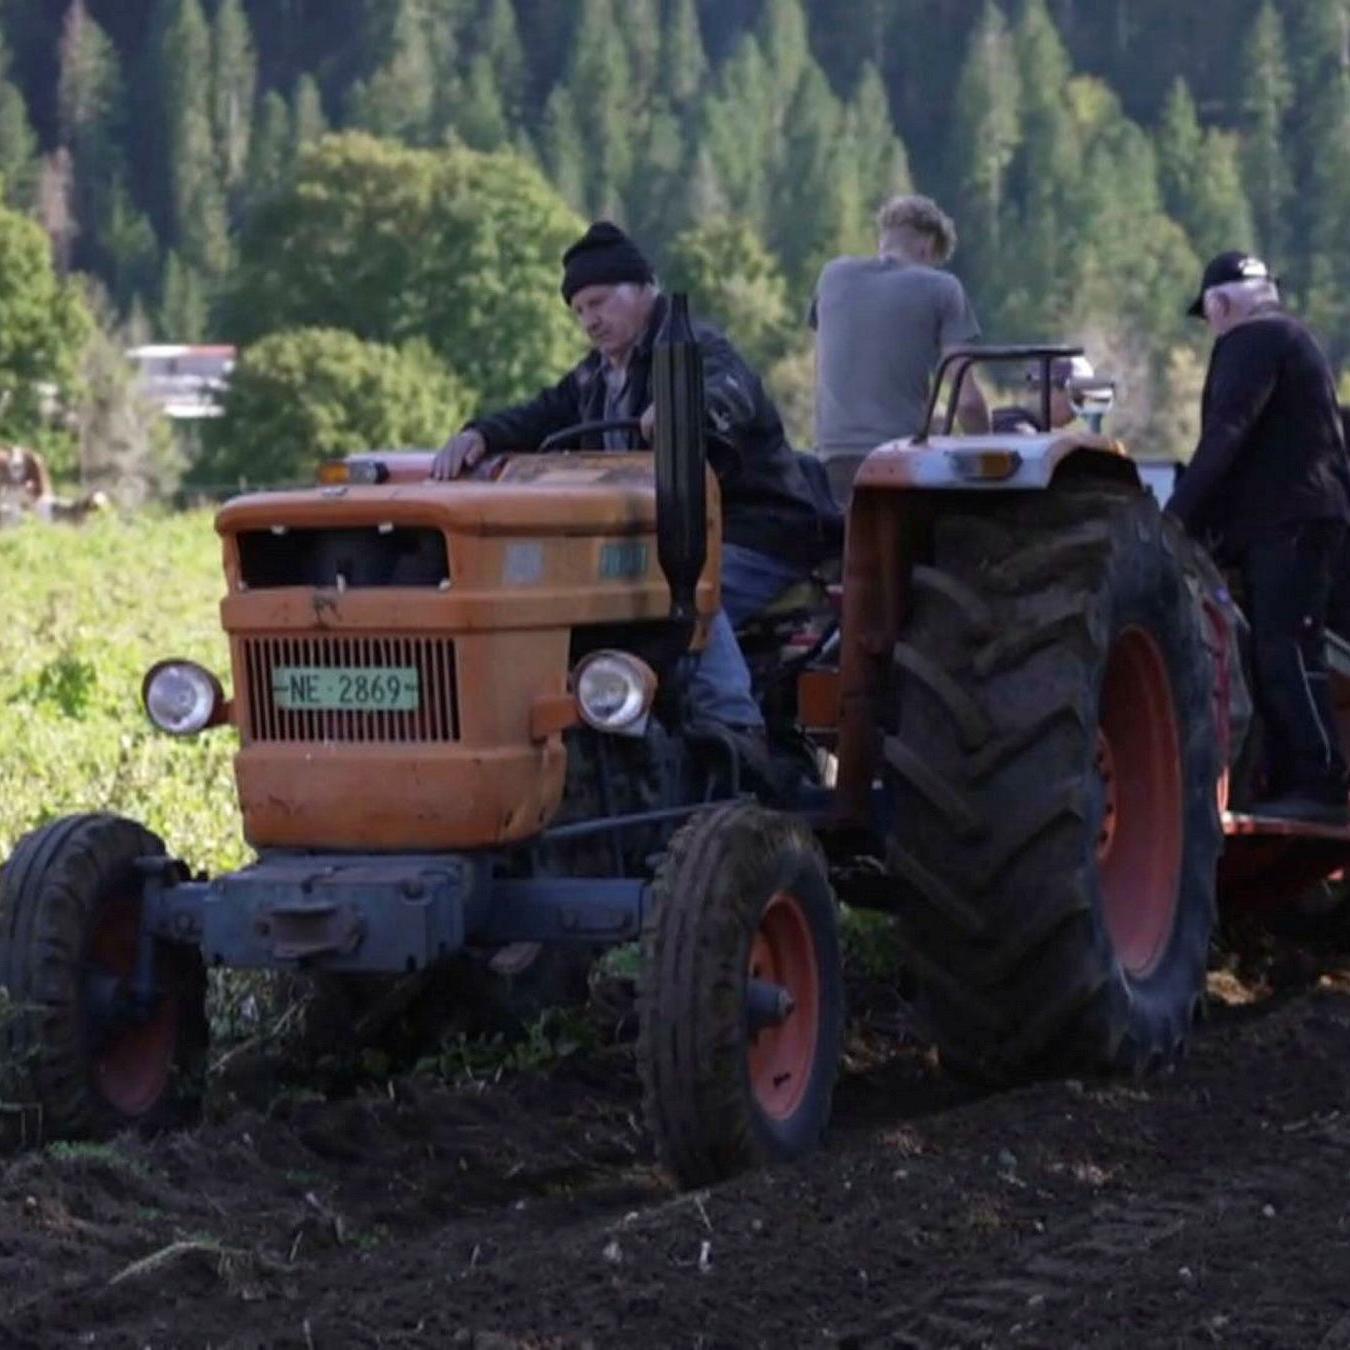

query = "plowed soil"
[4,931,1350,1350]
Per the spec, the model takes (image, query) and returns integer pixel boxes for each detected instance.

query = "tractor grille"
[242,635,459,744]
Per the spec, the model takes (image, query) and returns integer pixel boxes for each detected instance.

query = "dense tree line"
[0,0,1345,481]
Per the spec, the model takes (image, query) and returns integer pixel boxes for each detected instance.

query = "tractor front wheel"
[0,814,207,1139]
[638,802,844,1187]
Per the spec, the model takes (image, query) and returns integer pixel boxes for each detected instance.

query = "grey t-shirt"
[810,256,981,458]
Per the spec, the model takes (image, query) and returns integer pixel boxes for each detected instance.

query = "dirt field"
[4,929,1350,1350]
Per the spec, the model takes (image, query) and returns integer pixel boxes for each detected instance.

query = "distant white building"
[126,344,236,419]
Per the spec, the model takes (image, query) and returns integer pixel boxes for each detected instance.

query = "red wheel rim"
[1096,627,1184,977]
[746,890,820,1121]
[87,898,177,1118]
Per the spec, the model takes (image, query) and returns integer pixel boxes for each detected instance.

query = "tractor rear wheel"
[885,487,1220,1082]
[638,802,844,1186]
[0,814,208,1139]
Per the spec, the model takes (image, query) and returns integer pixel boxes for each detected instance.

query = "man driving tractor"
[1169,250,1350,824]
[431,220,837,749]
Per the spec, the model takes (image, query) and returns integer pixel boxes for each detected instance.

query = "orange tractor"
[3,308,1348,1187]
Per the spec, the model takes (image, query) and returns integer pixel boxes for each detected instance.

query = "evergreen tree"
[1288,0,1350,354]
[756,0,811,104]
[684,142,730,223]
[622,0,662,96]
[698,37,775,231]
[807,0,892,91]
[566,0,634,216]
[628,101,686,244]
[37,147,77,274]
[536,84,586,210]
[0,54,37,210]
[773,64,865,291]
[475,0,526,120]
[660,0,709,109]
[77,303,181,505]
[348,0,438,144]
[102,178,160,314]
[159,248,208,340]
[453,55,511,150]
[1157,79,1203,222]
[211,0,257,194]
[245,89,292,206]
[56,1,125,271]
[1071,83,1197,348]
[849,63,910,204]
[1001,0,1083,336]
[1156,79,1254,261]
[153,0,230,278]
[292,74,328,152]
[1239,2,1294,262]
[950,1,1022,302]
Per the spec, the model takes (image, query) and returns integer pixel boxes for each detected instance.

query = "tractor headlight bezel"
[141,660,228,737]
[573,651,657,738]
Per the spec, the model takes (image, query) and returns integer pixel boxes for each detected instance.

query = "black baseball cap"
[1187,251,1274,317]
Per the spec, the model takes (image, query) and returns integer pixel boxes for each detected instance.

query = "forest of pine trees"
[0,0,1346,478]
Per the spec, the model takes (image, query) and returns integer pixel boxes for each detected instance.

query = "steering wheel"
[538,418,645,452]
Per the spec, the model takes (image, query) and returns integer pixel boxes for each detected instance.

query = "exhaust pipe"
[650,293,708,625]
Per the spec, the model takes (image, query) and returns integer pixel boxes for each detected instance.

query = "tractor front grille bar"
[240,634,459,744]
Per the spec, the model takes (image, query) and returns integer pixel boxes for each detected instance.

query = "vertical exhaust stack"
[651,293,708,625]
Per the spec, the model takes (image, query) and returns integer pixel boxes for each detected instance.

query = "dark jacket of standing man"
[1169,250,1350,822]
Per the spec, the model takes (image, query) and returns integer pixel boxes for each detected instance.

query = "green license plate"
[272,666,420,712]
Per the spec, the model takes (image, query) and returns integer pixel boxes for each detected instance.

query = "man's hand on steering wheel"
[430,428,486,479]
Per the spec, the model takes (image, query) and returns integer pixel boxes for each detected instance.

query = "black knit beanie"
[560,221,654,303]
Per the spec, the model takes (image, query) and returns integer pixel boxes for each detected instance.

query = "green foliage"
[950,0,1022,295]
[57,0,125,269]
[1239,3,1294,261]
[0,30,36,210]
[210,0,257,192]
[566,0,634,215]
[0,512,245,875]
[77,305,182,505]
[197,327,472,487]
[348,0,438,143]
[1157,80,1255,263]
[0,201,93,447]
[667,217,793,368]
[0,0,1344,471]
[221,133,584,408]
[416,1006,596,1083]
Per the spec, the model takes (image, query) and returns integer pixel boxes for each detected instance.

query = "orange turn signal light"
[947,449,1023,481]
[317,460,349,485]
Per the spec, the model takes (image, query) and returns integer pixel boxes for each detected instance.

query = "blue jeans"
[688,543,809,728]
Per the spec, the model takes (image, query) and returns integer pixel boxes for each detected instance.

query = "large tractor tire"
[638,802,844,1187]
[885,487,1221,1083]
[0,814,208,1139]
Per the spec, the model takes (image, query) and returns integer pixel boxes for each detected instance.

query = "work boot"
[1249,791,1350,826]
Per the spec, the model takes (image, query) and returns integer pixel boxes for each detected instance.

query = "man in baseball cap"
[1185,250,1276,317]
[1169,250,1350,822]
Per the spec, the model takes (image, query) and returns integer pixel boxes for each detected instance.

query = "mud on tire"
[0,814,208,1139]
[638,802,844,1187]
[885,487,1221,1082]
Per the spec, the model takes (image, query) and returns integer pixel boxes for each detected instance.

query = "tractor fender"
[852,432,1140,494]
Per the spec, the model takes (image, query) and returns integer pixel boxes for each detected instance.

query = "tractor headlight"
[142,660,227,736]
[574,651,656,737]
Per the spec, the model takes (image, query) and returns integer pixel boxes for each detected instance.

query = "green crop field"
[1,512,247,874]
